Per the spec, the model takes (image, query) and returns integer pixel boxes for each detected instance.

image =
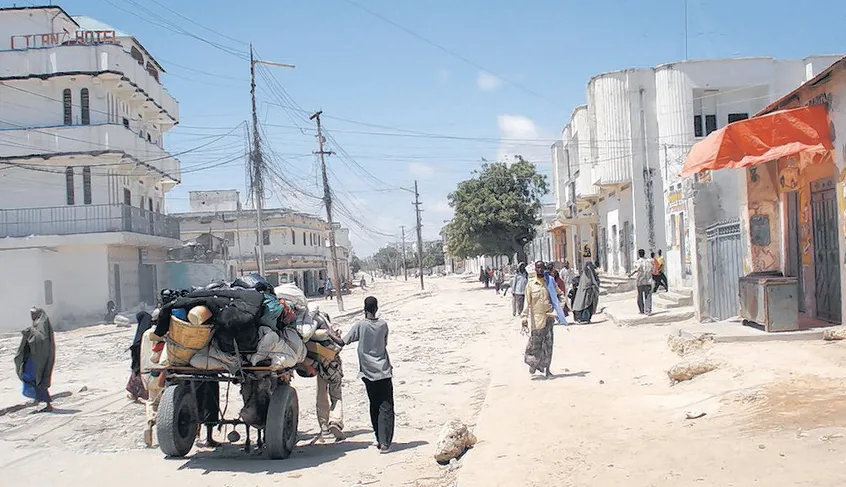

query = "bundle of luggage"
[151,274,341,377]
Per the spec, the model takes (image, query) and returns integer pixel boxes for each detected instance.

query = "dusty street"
[2,276,846,486]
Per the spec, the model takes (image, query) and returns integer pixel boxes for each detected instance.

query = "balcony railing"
[0,204,180,239]
[0,124,180,185]
[0,43,178,120]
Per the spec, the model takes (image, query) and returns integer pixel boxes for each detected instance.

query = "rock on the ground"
[114,315,131,327]
[667,358,719,383]
[667,330,715,356]
[822,327,846,341]
[434,419,477,464]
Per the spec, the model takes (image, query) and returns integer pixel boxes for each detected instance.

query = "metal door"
[812,184,841,322]
[785,192,805,312]
[706,220,744,320]
[598,227,606,271]
[113,264,122,310]
[139,263,157,306]
[611,224,619,274]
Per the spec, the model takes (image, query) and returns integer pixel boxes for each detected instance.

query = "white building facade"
[172,190,340,296]
[0,6,181,331]
[552,55,843,320]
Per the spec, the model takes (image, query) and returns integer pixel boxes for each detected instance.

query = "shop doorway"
[811,179,841,322]
[785,191,805,312]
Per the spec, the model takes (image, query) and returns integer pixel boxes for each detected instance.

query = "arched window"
[62,89,72,125]
[80,88,90,125]
[65,166,75,205]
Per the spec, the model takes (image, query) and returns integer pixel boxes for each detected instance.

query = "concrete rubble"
[434,419,477,464]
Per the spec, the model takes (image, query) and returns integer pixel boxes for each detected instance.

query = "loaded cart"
[152,364,299,459]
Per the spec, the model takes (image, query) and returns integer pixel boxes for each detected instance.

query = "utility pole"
[413,180,424,290]
[400,225,408,281]
[249,45,294,277]
[311,110,344,312]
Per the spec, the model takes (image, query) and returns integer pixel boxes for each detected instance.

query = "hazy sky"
[53,0,846,255]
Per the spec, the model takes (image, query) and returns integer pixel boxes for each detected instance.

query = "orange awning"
[680,105,833,177]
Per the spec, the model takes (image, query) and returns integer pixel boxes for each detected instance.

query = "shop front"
[681,57,846,328]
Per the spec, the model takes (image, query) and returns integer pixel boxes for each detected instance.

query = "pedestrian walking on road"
[572,261,601,323]
[494,268,505,294]
[630,249,655,315]
[126,311,152,402]
[653,249,668,292]
[325,278,334,300]
[14,307,55,413]
[511,263,528,316]
[313,308,346,442]
[521,261,564,378]
[343,296,394,453]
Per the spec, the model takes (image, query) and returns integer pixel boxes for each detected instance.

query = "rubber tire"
[265,384,299,459]
[157,384,199,458]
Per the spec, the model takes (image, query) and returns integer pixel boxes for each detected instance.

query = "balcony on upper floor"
[0,204,180,240]
[0,123,180,188]
[0,43,178,127]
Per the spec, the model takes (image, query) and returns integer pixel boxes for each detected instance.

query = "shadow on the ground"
[174,439,429,474]
[531,370,591,381]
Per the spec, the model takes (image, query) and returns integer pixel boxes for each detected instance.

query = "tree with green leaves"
[350,253,362,275]
[446,156,548,265]
[421,240,445,268]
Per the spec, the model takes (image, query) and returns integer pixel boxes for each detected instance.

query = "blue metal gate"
[707,220,744,320]
[811,180,841,322]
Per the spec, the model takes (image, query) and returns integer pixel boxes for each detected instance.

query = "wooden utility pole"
[311,110,344,312]
[400,225,408,281]
[413,180,424,290]
[249,45,294,277]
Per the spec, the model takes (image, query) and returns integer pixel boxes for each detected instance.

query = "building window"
[65,166,75,205]
[146,61,160,82]
[693,115,703,137]
[303,233,306,246]
[147,133,152,143]
[63,89,72,125]
[82,166,92,204]
[705,115,717,135]
[728,113,749,124]
[291,230,296,245]
[80,88,90,125]
[123,118,130,129]
[44,280,53,305]
[263,230,271,245]
[130,46,144,65]
[224,231,235,247]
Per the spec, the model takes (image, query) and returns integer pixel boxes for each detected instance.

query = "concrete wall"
[0,244,110,331]
[596,187,635,275]
[165,261,229,290]
[188,190,240,213]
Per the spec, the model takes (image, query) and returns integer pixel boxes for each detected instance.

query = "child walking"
[343,296,394,453]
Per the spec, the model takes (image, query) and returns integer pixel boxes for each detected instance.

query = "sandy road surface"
[5,276,846,487]
[0,276,514,487]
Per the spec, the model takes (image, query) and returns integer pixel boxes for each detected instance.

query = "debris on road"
[822,327,846,341]
[667,358,719,384]
[434,419,477,464]
[685,411,707,420]
[667,330,715,356]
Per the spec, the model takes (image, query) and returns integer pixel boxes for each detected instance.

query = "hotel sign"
[11,30,117,50]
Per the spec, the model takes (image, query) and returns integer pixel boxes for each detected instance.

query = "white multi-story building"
[326,223,352,284]
[0,6,181,330]
[171,190,351,296]
[551,55,842,321]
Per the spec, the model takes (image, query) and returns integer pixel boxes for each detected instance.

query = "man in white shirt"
[628,248,655,315]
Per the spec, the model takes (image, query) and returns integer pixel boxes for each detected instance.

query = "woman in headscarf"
[14,308,56,412]
[126,311,153,401]
[571,261,601,323]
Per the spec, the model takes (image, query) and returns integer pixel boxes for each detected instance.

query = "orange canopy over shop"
[680,105,833,177]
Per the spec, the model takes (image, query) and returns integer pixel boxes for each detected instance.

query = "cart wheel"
[265,384,299,459]
[157,383,199,458]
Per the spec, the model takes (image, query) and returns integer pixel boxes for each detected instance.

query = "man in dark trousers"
[343,296,394,453]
